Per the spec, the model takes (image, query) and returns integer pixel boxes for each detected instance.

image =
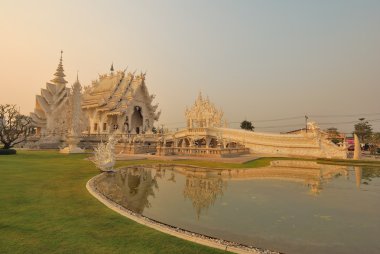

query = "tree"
[326,127,341,145]
[354,118,373,143]
[240,120,254,131]
[0,104,33,149]
[369,132,380,155]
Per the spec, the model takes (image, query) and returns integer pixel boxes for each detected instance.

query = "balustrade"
[157,146,249,157]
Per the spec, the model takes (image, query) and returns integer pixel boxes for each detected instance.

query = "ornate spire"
[50,50,68,85]
[70,72,82,137]
[110,62,114,72]
[72,71,82,91]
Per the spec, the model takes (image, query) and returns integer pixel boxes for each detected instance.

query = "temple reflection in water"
[183,175,225,219]
[95,160,364,216]
[95,167,158,214]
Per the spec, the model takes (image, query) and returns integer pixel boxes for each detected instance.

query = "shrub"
[0,149,17,155]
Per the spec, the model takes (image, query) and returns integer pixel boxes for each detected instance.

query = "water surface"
[94,161,380,254]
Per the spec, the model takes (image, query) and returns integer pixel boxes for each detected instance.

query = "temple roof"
[82,70,158,116]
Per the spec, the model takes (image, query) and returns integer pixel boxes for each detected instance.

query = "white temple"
[30,52,161,147]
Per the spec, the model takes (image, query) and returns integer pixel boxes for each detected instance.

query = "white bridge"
[163,125,347,159]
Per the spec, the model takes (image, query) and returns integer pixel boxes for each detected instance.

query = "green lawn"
[0,151,236,254]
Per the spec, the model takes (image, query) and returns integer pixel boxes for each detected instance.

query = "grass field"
[0,150,238,254]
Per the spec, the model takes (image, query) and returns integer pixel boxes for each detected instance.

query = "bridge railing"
[157,146,249,157]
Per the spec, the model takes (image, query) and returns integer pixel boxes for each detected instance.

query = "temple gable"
[82,69,160,135]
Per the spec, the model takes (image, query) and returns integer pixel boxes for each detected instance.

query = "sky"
[0,0,379,133]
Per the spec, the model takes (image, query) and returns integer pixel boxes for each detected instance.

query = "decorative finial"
[76,70,79,81]
[60,50,63,60]
[110,62,114,72]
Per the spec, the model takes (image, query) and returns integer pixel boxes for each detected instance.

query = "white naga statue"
[93,135,118,171]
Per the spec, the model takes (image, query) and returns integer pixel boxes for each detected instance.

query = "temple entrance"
[110,115,118,133]
[131,106,143,134]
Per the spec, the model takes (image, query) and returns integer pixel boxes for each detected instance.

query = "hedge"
[0,149,17,155]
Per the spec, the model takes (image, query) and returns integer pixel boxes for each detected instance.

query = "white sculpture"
[93,135,118,171]
[60,75,85,154]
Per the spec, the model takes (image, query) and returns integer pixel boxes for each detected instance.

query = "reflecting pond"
[94,161,380,254]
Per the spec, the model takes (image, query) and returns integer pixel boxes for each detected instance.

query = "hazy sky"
[1,0,379,133]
